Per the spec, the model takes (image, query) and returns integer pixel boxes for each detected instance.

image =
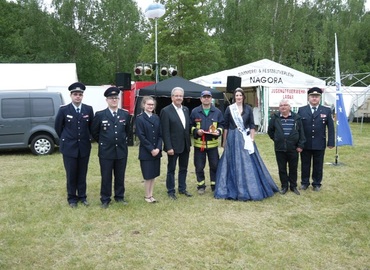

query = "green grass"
[1,123,369,269]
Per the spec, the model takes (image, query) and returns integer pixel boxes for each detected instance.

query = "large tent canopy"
[139,76,223,99]
[192,59,326,132]
[191,58,325,89]
[135,76,225,119]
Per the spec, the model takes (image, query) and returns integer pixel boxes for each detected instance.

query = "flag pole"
[334,33,354,166]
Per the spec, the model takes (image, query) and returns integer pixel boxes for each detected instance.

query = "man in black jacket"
[91,87,131,208]
[268,99,306,195]
[55,82,94,208]
[160,87,192,200]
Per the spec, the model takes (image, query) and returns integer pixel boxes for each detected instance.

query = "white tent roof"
[0,63,78,90]
[191,59,325,88]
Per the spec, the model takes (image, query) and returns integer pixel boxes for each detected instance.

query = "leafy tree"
[139,0,226,80]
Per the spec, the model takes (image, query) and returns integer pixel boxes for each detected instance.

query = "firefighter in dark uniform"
[190,90,224,194]
[55,82,94,208]
[298,87,335,191]
[91,87,131,208]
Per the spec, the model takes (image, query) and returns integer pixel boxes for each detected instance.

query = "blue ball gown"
[214,105,279,201]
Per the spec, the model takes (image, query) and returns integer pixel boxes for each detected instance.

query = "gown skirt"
[214,129,279,201]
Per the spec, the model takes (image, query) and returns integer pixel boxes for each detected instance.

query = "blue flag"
[335,34,353,146]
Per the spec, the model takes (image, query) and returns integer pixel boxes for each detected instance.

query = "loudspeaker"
[226,76,242,93]
[116,72,131,90]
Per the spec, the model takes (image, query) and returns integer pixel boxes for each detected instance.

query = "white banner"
[268,88,307,107]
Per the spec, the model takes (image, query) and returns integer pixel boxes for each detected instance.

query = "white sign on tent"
[191,59,325,88]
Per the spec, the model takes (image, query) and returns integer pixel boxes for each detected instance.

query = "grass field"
[0,123,369,269]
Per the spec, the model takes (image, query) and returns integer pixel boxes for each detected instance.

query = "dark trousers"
[194,147,219,189]
[99,158,127,203]
[63,154,89,203]
[300,149,325,187]
[166,150,190,194]
[275,150,298,189]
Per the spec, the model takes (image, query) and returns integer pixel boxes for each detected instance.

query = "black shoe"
[179,191,193,197]
[115,199,128,205]
[80,200,89,206]
[101,202,109,209]
[197,188,205,195]
[69,202,77,208]
[299,185,308,190]
[280,188,288,195]
[291,188,300,195]
[168,193,177,200]
[211,186,215,192]
[313,186,321,192]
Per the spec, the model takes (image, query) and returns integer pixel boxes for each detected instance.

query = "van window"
[1,98,28,118]
[31,98,54,117]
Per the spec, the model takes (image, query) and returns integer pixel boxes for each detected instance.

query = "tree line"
[1,0,369,86]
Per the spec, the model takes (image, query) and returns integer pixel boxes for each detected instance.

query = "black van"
[0,91,64,155]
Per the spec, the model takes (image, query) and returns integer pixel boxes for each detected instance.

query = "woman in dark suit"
[135,96,162,203]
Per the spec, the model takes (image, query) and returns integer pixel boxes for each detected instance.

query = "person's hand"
[328,146,334,149]
[197,129,204,136]
[296,147,303,153]
[167,149,174,155]
[151,148,160,157]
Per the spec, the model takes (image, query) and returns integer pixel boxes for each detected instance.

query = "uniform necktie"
[312,107,316,114]
[113,111,117,117]
[76,108,80,114]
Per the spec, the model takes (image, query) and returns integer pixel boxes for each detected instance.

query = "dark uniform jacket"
[298,105,335,150]
[160,104,191,154]
[190,104,224,149]
[135,113,162,160]
[91,108,131,159]
[55,103,94,158]
[268,111,306,152]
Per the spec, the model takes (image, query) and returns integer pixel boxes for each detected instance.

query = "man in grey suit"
[160,87,192,200]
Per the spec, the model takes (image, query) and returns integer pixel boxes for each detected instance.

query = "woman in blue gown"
[215,88,279,201]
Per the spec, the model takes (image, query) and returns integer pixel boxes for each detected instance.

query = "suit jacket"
[160,104,191,153]
[267,111,306,151]
[135,113,162,160]
[91,108,131,159]
[55,103,94,158]
[298,104,335,150]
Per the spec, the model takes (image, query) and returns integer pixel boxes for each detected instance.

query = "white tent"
[0,63,78,90]
[191,59,325,89]
[191,59,326,132]
[0,63,113,112]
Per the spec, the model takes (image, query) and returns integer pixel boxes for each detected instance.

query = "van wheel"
[30,135,55,155]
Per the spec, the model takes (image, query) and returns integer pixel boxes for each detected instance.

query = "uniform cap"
[307,87,322,96]
[104,87,120,97]
[68,82,86,93]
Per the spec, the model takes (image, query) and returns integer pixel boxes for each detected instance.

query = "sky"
[135,0,153,12]
[135,0,370,12]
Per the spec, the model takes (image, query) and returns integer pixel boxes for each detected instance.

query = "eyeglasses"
[107,97,119,100]
[173,95,183,98]
[146,103,155,106]
[72,93,83,96]
[202,95,212,98]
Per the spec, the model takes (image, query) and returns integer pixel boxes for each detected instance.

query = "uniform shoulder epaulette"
[60,104,68,107]
[137,112,143,117]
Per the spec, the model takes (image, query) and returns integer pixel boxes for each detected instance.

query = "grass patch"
[0,123,369,269]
